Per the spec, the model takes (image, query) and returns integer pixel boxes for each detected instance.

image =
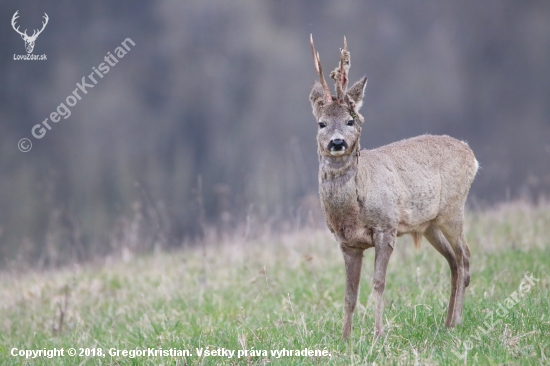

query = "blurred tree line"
[1,0,549,266]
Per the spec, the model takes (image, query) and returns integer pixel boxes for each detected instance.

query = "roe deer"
[308,35,478,340]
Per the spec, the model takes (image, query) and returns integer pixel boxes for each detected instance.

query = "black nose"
[329,139,346,151]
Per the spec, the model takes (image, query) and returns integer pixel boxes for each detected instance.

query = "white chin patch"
[330,149,346,156]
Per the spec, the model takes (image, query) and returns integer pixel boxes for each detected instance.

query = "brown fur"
[309,35,478,340]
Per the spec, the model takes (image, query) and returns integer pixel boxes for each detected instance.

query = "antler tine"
[334,36,350,102]
[310,34,332,104]
[310,34,319,73]
[340,36,349,91]
[34,13,49,37]
[11,10,19,28]
[11,10,27,36]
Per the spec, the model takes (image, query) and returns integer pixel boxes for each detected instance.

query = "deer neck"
[318,149,368,246]
[318,151,360,209]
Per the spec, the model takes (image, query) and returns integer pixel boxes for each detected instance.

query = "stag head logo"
[11,11,49,54]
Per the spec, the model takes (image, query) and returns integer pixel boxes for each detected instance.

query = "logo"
[12,10,48,60]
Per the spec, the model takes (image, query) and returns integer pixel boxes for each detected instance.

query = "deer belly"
[397,221,430,236]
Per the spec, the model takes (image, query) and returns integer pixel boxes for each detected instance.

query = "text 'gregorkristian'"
[30,38,136,141]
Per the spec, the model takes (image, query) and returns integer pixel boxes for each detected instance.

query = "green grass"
[1,201,549,365]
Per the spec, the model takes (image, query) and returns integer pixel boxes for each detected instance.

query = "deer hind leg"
[340,244,364,340]
[372,229,395,337]
[424,223,459,328]
[439,220,469,326]
[455,232,470,323]
[463,239,471,288]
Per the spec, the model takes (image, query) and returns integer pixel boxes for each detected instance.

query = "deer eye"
[318,122,327,129]
[347,120,355,126]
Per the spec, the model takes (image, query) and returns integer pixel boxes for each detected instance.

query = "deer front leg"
[340,244,364,341]
[372,229,395,337]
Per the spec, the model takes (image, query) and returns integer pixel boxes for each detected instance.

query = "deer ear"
[346,76,367,111]
[310,81,328,120]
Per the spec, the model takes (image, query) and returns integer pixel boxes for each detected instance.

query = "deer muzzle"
[328,139,348,156]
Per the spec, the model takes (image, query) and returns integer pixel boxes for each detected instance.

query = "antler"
[12,11,48,40]
[331,36,350,103]
[11,11,27,37]
[310,34,332,104]
[31,13,49,39]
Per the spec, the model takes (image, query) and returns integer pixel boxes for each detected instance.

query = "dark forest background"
[1,0,549,266]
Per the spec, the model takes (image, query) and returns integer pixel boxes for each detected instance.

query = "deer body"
[321,135,476,248]
[309,35,477,340]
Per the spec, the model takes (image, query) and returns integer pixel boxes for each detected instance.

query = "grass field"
[1,201,549,365]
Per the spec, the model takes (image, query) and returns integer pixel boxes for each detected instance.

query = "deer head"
[12,11,49,54]
[309,35,367,160]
